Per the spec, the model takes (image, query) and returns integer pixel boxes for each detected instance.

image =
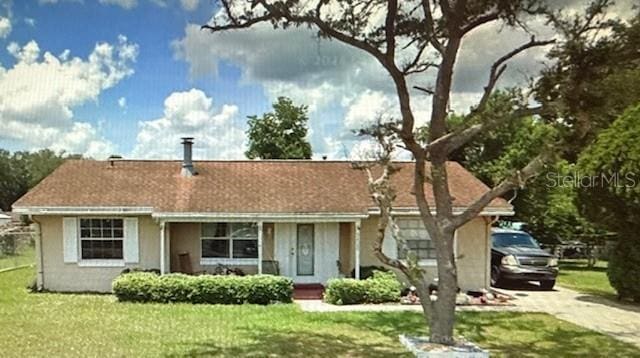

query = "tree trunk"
[429,229,457,344]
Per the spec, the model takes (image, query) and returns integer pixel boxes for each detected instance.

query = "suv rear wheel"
[540,280,555,290]
[491,266,502,287]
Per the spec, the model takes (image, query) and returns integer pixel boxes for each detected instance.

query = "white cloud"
[180,0,199,11]
[0,17,11,39]
[0,36,138,158]
[344,90,396,130]
[346,138,411,161]
[118,97,127,109]
[99,0,137,9]
[24,18,36,27]
[348,139,387,161]
[7,40,40,64]
[174,1,637,158]
[131,89,245,159]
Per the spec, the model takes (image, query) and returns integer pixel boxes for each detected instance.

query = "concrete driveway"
[494,283,640,348]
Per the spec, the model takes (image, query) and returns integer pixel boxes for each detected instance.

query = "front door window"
[296,224,314,276]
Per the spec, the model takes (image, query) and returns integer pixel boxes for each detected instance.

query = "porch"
[156,217,368,284]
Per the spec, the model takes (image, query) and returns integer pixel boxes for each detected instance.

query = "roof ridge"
[67,159,465,164]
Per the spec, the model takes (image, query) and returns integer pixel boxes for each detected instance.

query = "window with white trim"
[201,223,258,259]
[397,218,436,260]
[79,218,124,260]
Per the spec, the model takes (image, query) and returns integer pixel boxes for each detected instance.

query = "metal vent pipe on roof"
[181,137,196,177]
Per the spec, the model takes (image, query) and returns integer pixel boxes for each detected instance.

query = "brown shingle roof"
[13,160,511,214]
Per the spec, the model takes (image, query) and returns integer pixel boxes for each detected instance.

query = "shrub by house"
[324,271,402,305]
[112,272,293,304]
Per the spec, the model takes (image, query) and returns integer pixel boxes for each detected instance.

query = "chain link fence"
[0,232,35,271]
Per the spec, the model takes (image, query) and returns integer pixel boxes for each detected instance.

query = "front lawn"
[1,268,638,357]
[557,259,618,300]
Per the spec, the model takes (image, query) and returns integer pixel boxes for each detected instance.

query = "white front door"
[274,223,339,284]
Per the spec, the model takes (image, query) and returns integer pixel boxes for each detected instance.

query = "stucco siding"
[359,215,490,291]
[456,217,491,290]
[35,214,490,292]
[36,215,160,292]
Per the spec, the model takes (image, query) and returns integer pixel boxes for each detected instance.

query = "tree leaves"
[0,149,66,211]
[245,97,313,159]
[577,104,640,235]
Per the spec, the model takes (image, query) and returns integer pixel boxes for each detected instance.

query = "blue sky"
[0,0,633,160]
[0,0,285,159]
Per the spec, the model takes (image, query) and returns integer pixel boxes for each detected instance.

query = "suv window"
[492,233,539,248]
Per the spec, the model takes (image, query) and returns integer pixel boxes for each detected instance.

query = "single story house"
[13,138,513,292]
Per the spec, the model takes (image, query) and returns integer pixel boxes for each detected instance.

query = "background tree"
[0,149,69,211]
[529,11,640,258]
[536,11,640,161]
[203,0,615,345]
[577,104,640,301]
[0,150,29,212]
[246,97,312,159]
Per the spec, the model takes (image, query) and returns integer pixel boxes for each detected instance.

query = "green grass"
[557,259,618,300]
[0,245,34,270]
[1,268,638,357]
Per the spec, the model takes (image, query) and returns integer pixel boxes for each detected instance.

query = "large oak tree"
[202,0,616,345]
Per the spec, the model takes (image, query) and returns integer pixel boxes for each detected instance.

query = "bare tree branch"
[201,14,272,32]
[472,36,555,117]
[413,85,435,95]
[451,154,551,228]
[421,0,445,54]
[428,106,544,155]
[202,0,390,67]
[353,125,434,318]
[385,0,398,60]
[402,42,436,75]
[461,11,500,34]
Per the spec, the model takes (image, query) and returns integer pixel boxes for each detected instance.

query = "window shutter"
[124,218,139,263]
[63,217,78,263]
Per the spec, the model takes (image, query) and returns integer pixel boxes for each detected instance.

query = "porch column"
[159,221,166,274]
[166,223,171,273]
[355,220,361,280]
[257,221,263,274]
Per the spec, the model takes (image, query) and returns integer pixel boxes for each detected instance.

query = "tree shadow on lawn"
[167,311,639,357]
[456,312,640,357]
[169,328,410,357]
[318,311,639,357]
[168,312,422,357]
